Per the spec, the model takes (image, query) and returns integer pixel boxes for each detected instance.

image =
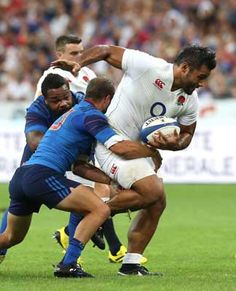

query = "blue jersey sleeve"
[85,114,117,143]
[25,111,48,134]
[24,96,50,134]
[79,113,117,144]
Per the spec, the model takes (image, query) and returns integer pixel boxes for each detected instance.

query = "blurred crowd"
[0,0,236,104]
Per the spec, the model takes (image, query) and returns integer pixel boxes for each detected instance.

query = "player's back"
[25,102,97,173]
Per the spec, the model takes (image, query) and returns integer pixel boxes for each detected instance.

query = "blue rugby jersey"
[20,91,84,164]
[25,100,121,174]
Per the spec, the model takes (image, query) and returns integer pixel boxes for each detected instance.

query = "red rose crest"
[177,95,186,106]
[83,76,89,82]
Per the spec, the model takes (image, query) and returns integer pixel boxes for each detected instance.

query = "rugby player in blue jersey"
[0,76,161,278]
[35,35,131,264]
[0,73,101,264]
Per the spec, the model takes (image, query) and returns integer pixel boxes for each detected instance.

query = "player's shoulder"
[80,66,96,78]
[180,90,199,110]
[78,100,105,117]
[39,67,74,84]
[72,91,85,104]
[125,48,166,64]
[27,95,48,115]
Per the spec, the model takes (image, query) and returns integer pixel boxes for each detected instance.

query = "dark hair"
[85,77,115,100]
[55,35,82,51]
[41,73,69,97]
[174,45,216,71]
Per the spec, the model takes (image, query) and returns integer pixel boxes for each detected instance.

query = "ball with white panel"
[140,116,180,143]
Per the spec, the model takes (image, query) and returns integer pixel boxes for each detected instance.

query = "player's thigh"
[132,174,165,202]
[56,185,109,214]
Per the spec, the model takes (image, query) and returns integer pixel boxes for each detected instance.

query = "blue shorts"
[8,164,80,216]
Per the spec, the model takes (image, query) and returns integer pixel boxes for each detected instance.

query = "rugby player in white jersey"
[52,45,216,276]
[34,35,96,98]
[34,35,133,264]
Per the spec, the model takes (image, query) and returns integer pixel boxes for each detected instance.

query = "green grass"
[0,183,236,291]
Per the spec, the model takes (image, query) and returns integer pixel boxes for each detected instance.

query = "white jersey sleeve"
[178,91,199,126]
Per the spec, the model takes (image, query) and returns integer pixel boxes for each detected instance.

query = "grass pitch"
[0,183,235,291]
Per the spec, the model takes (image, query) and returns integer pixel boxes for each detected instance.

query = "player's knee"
[153,193,166,213]
[143,184,165,206]
[145,196,166,220]
[95,203,110,221]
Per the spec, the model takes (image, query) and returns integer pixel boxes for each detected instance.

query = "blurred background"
[0,0,236,183]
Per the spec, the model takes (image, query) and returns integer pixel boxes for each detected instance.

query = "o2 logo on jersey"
[150,102,166,117]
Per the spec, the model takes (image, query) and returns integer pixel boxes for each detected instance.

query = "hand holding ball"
[140,116,180,143]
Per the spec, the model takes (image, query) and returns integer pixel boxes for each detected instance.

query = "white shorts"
[95,143,156,189]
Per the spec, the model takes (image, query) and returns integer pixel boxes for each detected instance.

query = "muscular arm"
[149,122,196,151]
[72,160,111,184]
[110,140,161,160]
[78,45,125,69]
[26,131,44,152]
[52,45,125,72]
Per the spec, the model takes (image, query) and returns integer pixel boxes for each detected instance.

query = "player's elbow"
[27,141,38,152]
[96,45,111,59]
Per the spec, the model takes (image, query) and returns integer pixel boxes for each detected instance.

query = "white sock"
[122,253,142,264]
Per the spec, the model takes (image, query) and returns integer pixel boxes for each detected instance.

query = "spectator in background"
[0,0,236,102]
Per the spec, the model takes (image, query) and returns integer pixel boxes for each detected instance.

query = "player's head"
[85,77,115,113]
[41,73,73,115]
[174,45,216,95]
[55,35,83,62]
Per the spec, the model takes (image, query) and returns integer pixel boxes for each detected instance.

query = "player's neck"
[171,65,182,91]
[84,98,96,107]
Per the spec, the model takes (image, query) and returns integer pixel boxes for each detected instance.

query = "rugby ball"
[140,116,180,143]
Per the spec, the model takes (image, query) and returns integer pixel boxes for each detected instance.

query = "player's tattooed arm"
[26,131,44,152]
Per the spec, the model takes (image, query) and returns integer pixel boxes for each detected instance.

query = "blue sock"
[0,210,8,256]
[68,213,83,243]
[63,238,84,265]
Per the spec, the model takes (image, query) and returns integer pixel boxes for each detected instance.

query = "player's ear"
[180,62,190,73]
[56,51,62,59]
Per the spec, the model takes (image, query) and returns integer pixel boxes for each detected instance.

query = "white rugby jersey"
[34,66,96,99]
[106,49,199,141]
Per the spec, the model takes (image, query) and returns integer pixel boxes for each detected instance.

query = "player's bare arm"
[26,131,44,151]
[110,140,162,161]
[149,122,196,151]
[72,160,112,185]
[52,45,125,73]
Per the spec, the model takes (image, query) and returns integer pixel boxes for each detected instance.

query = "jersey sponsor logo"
[110,163,118,175]
[50,108,74,131]
[153,78,165,90]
